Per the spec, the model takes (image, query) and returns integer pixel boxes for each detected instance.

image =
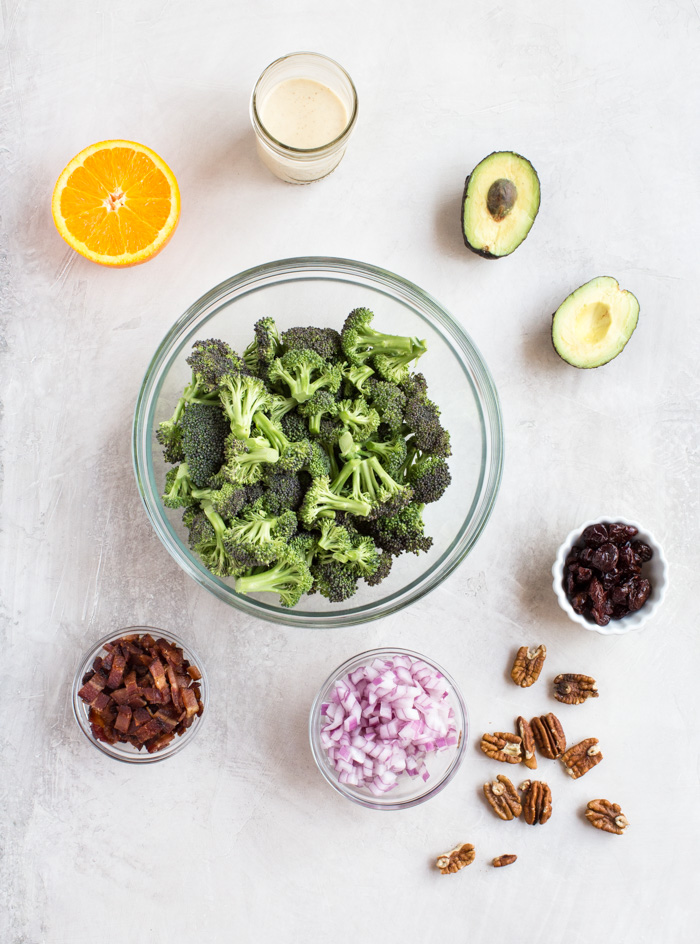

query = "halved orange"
[52,140,180,267]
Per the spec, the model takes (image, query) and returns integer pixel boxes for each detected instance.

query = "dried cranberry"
[617,544,641,574]
[612,604,630,620]
[607,522,638,544]
[631,541,653,562]
[581,523,609,547]
[592,543,619,573]
[601,569,621,591]
[571,592,587,614]
[575,566,593,584]
[566,547,581,565]
[628,577,651,612]
[579,547,595,565]
[564,572,576,596]
[590,606,611,627]
[588,577,605,608]
[611,583,630,605]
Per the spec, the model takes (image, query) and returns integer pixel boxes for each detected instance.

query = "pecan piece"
[516,716,537,770]
[553,673,599,705]
[483,774,522,820]
[585,799,629,835]
[510,644,547,687]
[561,738,603,779]
[480,732,522,764]
[531,713,566,759]
[436,843,475,874]
[493,854,517,868]
[520,780,552,825]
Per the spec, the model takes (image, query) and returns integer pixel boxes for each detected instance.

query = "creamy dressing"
[260,78,348,149]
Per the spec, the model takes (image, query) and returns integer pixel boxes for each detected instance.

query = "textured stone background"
[1,1,699,941]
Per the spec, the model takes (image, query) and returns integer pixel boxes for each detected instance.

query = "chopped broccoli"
[332,455,412,518]
[403,390,452,457]
[311,557,359,602]
[219,434,279,486]
[281,325,343,362]
[362,436,408,479]
[299,475,373,527]
[406,453,452,504]
[234,546,313,607]
[366,378,407,431]
[207,481,264,522]
[280,409,310,442]
[335,398,381,443]
[156,372,219,463]
[343,363,375,394]
[224,502,297,568]
[268,349,342,404]
[261,471,304,515]
[253,412,312,473]
[162,463,195,509]
[243,317,282,376]
[179,402,229,487]
[192,501,240,577]
[341,307,426,368]
[364,549,393,586]
[298,389,339,435]
[187,338,249,389]
[363,503,433,557]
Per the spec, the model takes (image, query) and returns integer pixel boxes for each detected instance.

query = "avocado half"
[551,277,639,369]
[461,151,540,258]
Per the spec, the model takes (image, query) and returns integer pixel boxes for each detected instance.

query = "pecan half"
[493,854,517,868]
[520,780,552,825]
[510,645,547,687]
[480,732,522,764]
[531,713,566,759]
[483,774,522,820]
[585,799,629,835]
[516,716,537,770]
[561,738,603,779]
[553,674,599,705]
[436,843,475,874]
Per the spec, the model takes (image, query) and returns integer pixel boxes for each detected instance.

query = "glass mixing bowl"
[133,257,503,627]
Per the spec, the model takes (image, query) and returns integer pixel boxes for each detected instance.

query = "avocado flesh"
[551,276,639,369]
[462,151,540,258]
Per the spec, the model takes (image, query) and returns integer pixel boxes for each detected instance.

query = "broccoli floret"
[280,409,310,442]
[224,502,297,568]
[267,395,298,424]
[364,503,433,557]
[162,463,195,509]
[343,363,375,394]
[261,471,304,515]
[316,519,355,560]
[281,325,343,362]
[206,481,264,522]
[299,475,373,527]
[310,558,359,603]
[219,434,279,486]
[253,412,312,473]
[192,501,240,577]
[366,378,407,432]
[179,402,229,487]
[268,349,342,404]
[344,533,381,577]
[364,549,393,586]
[289,531,318,567]
[362,436,408,479]
[335,398,381,443]
[332,455,413,518]
[372,351,421,385]
[406,453,452,504]
[306,441,332,479]
[187,338,249,389]
[341,307,427,368]
[156,372,219,463]
[403,392,452,457]
[243,317,282,376]
[234,546,313,607]
[298,389,339,435]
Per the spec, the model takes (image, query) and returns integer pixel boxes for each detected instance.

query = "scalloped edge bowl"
[552,516,668,636]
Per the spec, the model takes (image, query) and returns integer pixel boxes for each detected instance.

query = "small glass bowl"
[552,516,669,636]
[309,647,468,810]
[71,627,209,763]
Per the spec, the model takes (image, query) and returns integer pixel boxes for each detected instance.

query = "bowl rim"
[552,516,669,635]
[308,646,469,810]
[132,256,504,627]
[71,626,209,763]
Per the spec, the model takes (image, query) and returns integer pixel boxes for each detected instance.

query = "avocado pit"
[487,178,517,221]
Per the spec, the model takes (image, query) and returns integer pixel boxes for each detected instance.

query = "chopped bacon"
[114,705,132,735]
[106,647,126,689]
[78,634,204,753]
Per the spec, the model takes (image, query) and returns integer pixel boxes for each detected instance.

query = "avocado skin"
[550,277,640,369]
[460,151,541,259]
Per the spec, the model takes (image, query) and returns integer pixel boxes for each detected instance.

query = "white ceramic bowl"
[552,516,668,636]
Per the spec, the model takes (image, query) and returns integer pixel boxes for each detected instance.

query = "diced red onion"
[320,655,458,795]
